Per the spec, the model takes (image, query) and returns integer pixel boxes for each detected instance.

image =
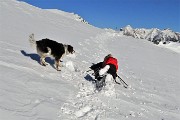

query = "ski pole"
[115,77,127,88]
[114,79,121,85]
[86,69,92,73]
[117,75,128,87]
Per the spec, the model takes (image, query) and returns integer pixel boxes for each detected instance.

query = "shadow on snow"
[20,50,55,69]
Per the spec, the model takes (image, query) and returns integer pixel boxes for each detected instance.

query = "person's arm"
[99,65,110,76]
[90,62,103,70]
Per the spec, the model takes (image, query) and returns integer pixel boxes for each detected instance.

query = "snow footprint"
[74,105,92,118]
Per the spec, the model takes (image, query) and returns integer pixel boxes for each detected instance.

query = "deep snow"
[0,0,180,120]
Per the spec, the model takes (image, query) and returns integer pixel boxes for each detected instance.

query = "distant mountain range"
[121,25,180,44]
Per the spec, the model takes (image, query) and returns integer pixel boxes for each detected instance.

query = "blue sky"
[19,0,180,32]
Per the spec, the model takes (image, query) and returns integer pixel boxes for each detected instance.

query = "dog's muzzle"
[72,50,75,53]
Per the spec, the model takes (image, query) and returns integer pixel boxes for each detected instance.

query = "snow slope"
[0,0,180,120]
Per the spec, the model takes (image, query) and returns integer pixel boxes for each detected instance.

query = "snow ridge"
[47,9,89,25]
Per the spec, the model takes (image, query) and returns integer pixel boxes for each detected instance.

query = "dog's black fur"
[36,38,74,59]
[29,34,75,71]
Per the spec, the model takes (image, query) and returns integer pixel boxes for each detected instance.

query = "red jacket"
[104,57,118,71]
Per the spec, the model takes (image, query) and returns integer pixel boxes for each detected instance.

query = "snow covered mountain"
[122,25,180,44]
[0,0,180,120]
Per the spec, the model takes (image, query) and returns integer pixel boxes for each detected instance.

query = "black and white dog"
[29,33,75,71]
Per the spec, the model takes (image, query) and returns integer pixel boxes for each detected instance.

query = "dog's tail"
[29,33,36,49]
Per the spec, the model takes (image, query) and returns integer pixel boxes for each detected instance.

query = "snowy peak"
[161,29,179,41]
[122,25,180,44]
[46,9,89,24]
[122,25,134,36]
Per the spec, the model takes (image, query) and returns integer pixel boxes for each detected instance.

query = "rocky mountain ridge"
[121,25,180,44]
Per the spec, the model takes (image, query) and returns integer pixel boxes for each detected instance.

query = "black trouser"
[106,64,117,79]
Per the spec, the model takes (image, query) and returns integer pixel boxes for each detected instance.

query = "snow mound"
[64,61,75,71]
[102,74,115,96]
[158,41,180,53]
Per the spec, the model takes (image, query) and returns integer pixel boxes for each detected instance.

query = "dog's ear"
[68,45,75,53]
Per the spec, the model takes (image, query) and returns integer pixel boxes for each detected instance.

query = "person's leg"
[107,64,116,79]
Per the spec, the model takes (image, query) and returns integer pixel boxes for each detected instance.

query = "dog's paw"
[41,63,46,66]
[59,64,64,67]
[45,63,49,66]
[55,66,61,71]
[41,62,49,66]
[56,68,61,71]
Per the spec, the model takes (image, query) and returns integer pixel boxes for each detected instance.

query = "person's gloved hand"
[99,65,110,76]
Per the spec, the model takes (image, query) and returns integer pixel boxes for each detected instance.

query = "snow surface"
[0,0,180,120]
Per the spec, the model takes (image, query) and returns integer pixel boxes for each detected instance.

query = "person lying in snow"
[90,54,118,82]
